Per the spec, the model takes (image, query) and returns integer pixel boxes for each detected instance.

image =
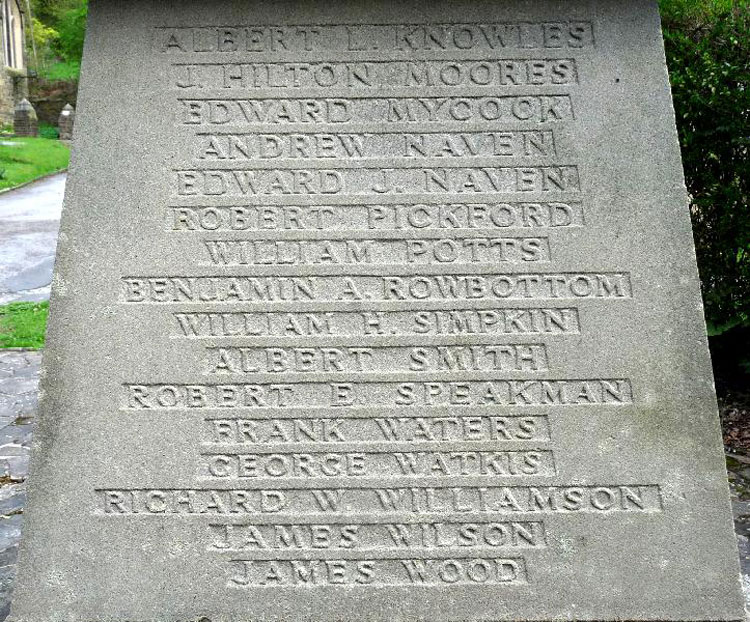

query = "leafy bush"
[26,17,58,68]
[660,0,750,332]
[26,0,87,77]
[54,1,88,64]
[29,0,64,25]
[38,123,59,140]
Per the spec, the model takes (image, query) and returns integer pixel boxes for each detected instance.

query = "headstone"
[11,1,744,621]
[13,98,37,137]
[58,103,75,140]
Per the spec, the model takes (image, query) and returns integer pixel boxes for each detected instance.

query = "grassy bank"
[37,61,81,81]
[0,137,69,191]
[0,302,49,349]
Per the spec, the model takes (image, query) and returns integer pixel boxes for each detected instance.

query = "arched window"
[3,0,23,71]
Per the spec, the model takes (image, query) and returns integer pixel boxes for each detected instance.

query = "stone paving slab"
[0,350,39,622]
[0,348,747,620]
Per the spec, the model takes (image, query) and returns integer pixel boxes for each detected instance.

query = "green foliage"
[660,0,750,330]
[0,137,70,191]
[55,0,87,64]
[30,0,84,27]
[0,302,49,349]
[29,0,63,24]
[37,59,80,80]
[38,123,59,140]
[28,16,58,59]
[27,0,86,74]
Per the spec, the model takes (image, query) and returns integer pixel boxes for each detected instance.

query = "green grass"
[0,137,70,191]
[0,302,49,349]
[36,60,80,81]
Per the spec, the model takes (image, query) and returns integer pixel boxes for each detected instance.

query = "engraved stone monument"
[11,1,745,620]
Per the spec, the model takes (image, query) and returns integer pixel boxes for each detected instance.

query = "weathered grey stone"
[0,70,28,128]
[57,103,75,141]
[0,353,39,620]
[0,484,25,517]
[12,100,36,138]
[0,445,28,484]
[9,1,744,621]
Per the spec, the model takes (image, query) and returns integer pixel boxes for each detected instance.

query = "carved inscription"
[196,130,558,161]
[202,415,552,443]
[180,95,575,124]
[172,59,579,90]
[156,23,595,54]
[104,19,660,590]
[170,202,585,231]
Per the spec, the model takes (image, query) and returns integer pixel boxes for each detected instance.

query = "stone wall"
[28,78,78,125]
[0,67,26,126]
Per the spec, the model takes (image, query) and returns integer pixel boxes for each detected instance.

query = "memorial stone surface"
[10,1,745,620]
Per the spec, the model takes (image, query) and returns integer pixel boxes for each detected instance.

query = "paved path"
[0,349,747,619]
[0,173,66,305]
[0,350,39,620]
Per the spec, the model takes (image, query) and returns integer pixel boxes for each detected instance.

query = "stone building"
[0,0,26,125]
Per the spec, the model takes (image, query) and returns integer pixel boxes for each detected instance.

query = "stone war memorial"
[9,1,745,620]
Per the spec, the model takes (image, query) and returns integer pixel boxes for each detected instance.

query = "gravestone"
[58,103,75,141]
[10,1,744,621]
[13,99,37,137]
